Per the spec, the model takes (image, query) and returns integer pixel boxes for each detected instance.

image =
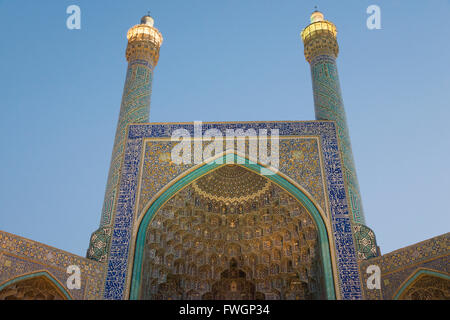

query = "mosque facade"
[0,11,448,300]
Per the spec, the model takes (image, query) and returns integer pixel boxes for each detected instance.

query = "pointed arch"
[129,153,336,300]
[393,268,450,300]
[0,270,73,300]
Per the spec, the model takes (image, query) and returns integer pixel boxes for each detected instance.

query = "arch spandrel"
[135,137,328,223]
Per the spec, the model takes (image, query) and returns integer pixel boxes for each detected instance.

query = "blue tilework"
[103,121,363,300]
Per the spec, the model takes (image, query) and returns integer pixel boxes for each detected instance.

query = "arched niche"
[394,269,450,300]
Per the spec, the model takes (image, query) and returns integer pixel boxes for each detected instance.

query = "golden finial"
[310,7,325,23]
[140,12,154,27]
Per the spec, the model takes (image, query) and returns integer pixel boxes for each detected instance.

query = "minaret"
[301,10,365,225]
[87,15,163,262]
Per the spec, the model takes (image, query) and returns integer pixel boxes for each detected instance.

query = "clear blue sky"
[0,0,449,257]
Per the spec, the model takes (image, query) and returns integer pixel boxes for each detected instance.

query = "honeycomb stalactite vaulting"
[139,165,326,300]
[191,165,272,210]
[0,276,67,300]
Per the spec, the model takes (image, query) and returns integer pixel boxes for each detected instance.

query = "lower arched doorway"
[395,269,450,300]
[130,156,335,300]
